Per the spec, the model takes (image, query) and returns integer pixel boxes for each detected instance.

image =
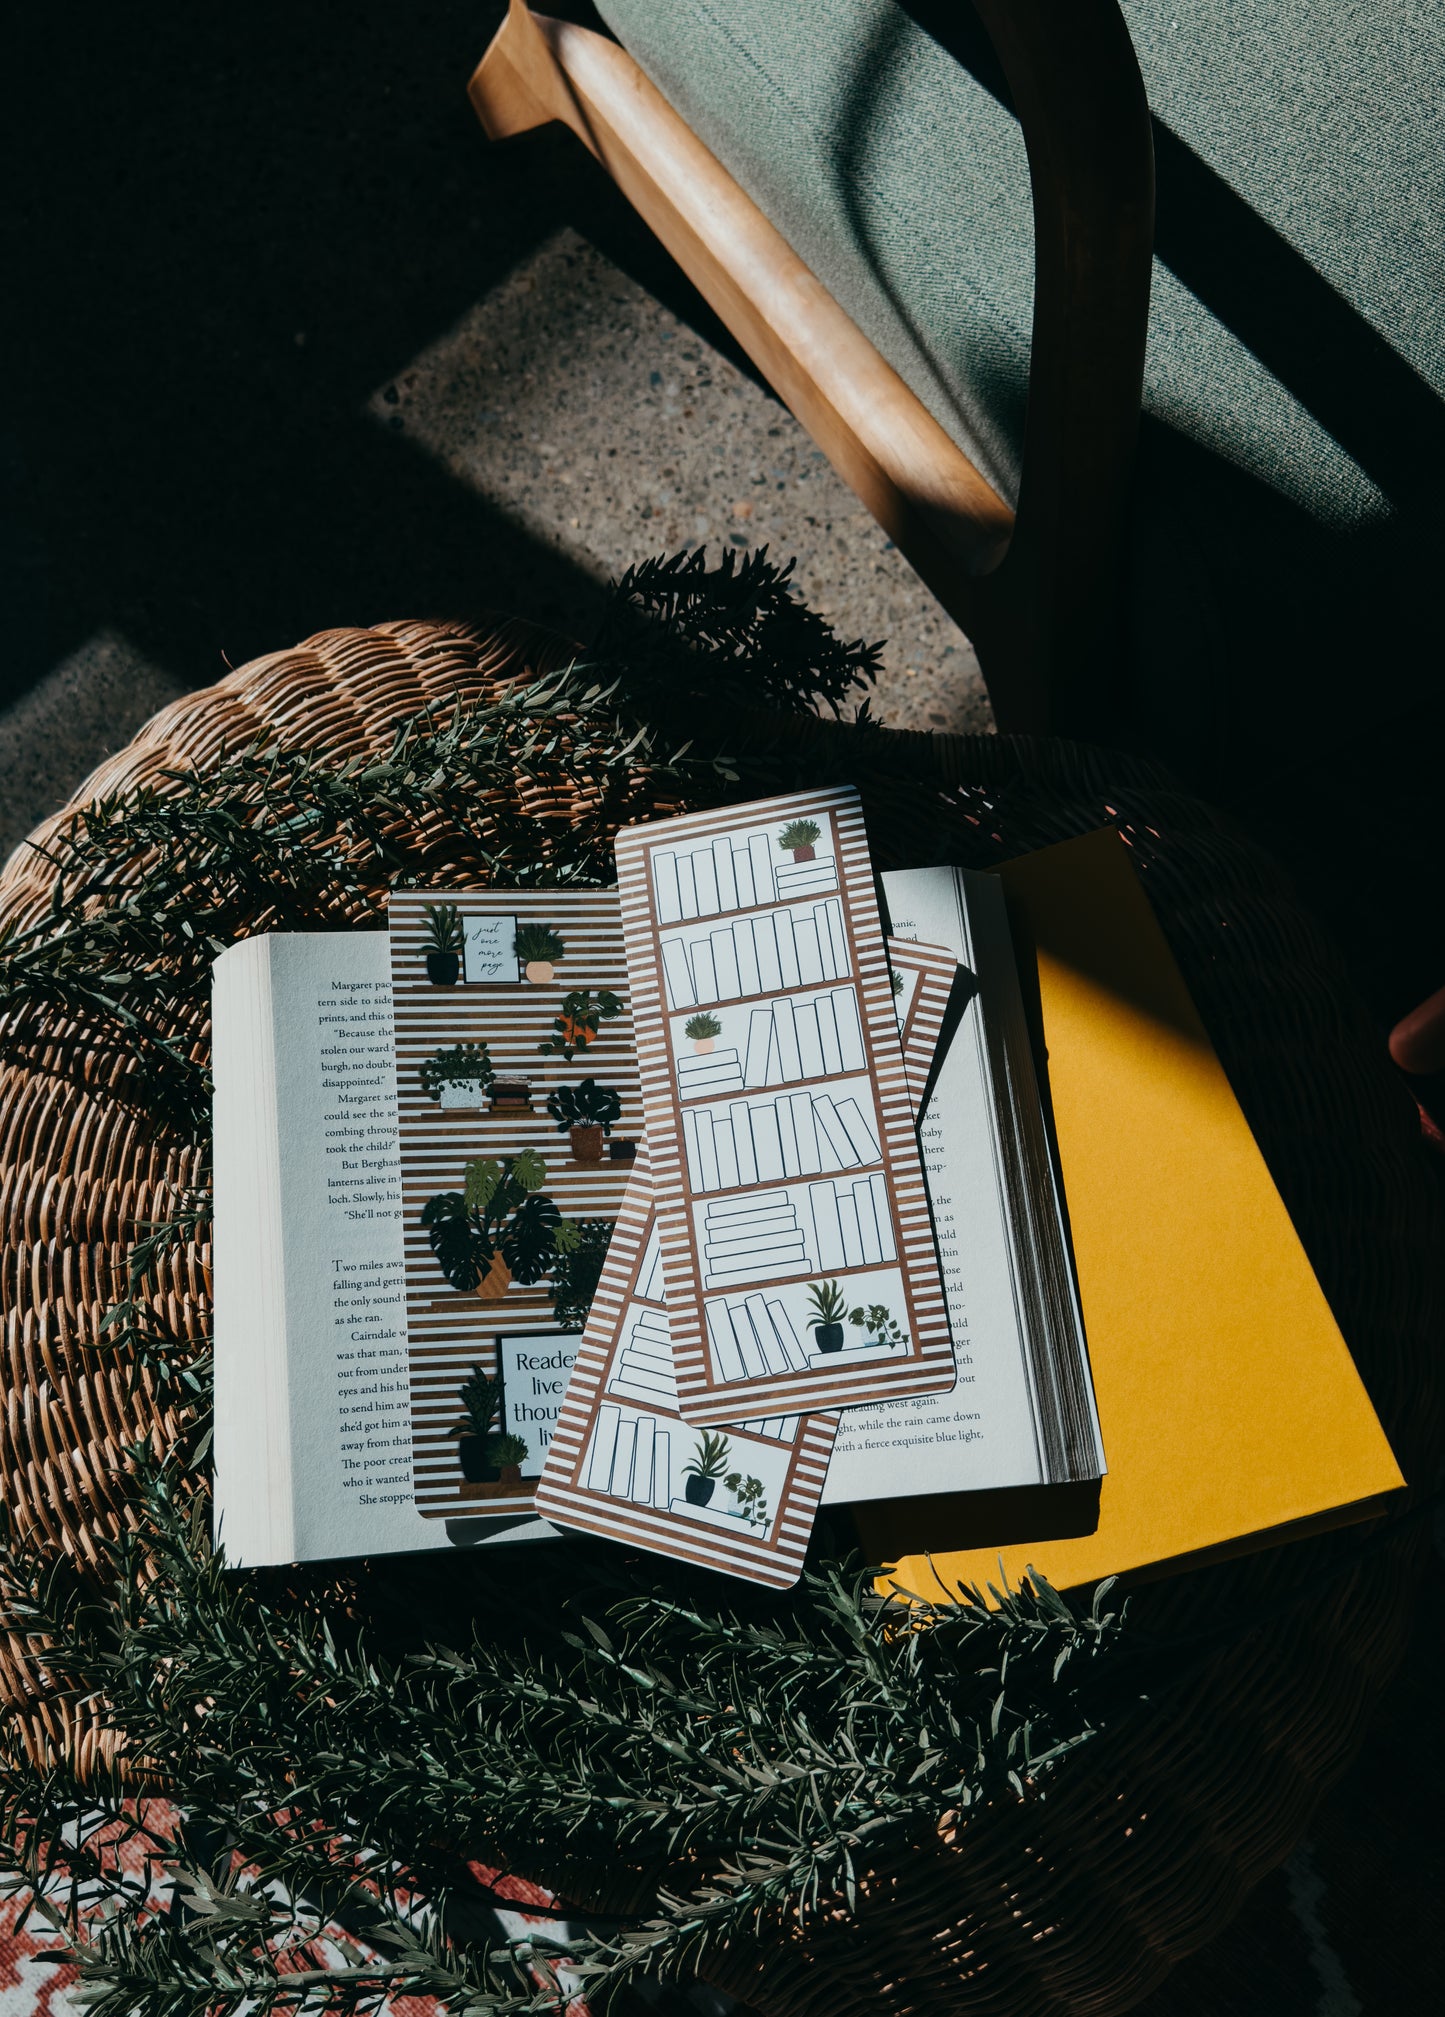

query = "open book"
[212,867,1101,1567]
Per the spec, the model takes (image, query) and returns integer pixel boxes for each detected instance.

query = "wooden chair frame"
[469,1,1154,736]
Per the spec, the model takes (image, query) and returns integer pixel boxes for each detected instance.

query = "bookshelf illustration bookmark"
[534,937,960,1585]
[617,785,958,1426]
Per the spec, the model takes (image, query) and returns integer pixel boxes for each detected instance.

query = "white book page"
[213,933,553,1565]
[823,868,1052,1501]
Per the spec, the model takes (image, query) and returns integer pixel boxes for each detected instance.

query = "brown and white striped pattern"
[615,788,956,1422]
[534,961,949,1583]
[389,890,641,1519]
[887,937,962,1110]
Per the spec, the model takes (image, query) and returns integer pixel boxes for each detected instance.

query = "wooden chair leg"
[467,3,1153,739]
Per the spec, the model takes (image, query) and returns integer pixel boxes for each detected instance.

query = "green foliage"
[725,1471,768,1528]
[594,547,881,719]
[545,1077,622,1135]
[891,968,904,996]
[513,921,565,966]
[807,1280,848,1327]
[684,1430,732,1482]
[848,1303,908,1349]
[0,1461,1128,2013]
[778,818,822,851]
[683,1012,722,1041]
[422,901,463,954]
[422,1154,562,1291]
[0,555,1134,2008]
[490,1434,530,1469]
[538,986,623,1061]
[457,1364,501,1442]
[418,1040,494,1101]
[547,1218,614,1332]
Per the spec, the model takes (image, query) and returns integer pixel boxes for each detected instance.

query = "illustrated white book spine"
[795,1003,825,1079]
[706,1302,748,1383]
[743,1007,775,1087]
[816,994,844,1074]
[655,853,682,925]
[729,1099,759,1185]
[794,916,823,985]
[752,914,783,993]
[835,987,867,1072]
[746,1292,788,1375]
[833,1096,881,1165]
[791,1093,821,1173]
[772,995,803,1080]
[732,844,757,909]
[774,909,802,989]
[676,854,699,921]
[662,939,695,1010]
[752,1102,785,1182]
[712,928,741,999]
[748,831,775,902]
[589,1404,622,1491]
[692,939,719,1003]
[713,836,738,913]
[735,919,762,995]
[713,1110,741,1190]
[693,847,720,918]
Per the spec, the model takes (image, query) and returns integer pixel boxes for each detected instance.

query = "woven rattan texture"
[1,620,1439,2017]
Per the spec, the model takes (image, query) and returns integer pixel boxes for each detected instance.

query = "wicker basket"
[1,619,1439,2014]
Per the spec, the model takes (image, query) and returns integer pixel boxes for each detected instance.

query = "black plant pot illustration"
[457,1434,500,1484]
[685,1475,716,1507]
[426,951,460,986]
[814,1322,845,1353]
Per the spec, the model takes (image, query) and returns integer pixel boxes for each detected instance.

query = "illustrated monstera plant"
[421,1150,576,1299]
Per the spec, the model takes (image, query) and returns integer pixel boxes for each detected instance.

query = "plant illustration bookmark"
[614,787,958,1423]
[534,935,960,1584]
[390,889,640,1521]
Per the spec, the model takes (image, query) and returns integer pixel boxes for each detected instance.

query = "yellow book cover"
[861,828,1403,1595]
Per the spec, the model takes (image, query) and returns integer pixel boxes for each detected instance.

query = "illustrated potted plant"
[849,1302,910,1350]
[546,1078,623,1163]
[422,902,464,985]
[725,1470,769,1529]
[548,1217,614,1331]
[454,1364,503,1483]
[488,1075,534,1114]
[777,817,822,863]
[807,1279,848,1353]
[421,1149,568,1300]
[683,1430,731,1507]
[514,922,566,985]
[684,1012,722,1055]
[539,987,624,1061]
[419,1041,495,1109]
[490,1432,531,1494]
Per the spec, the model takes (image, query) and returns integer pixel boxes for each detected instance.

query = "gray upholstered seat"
[595,0,1445,777]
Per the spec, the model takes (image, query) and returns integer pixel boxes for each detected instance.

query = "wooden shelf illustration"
[654,831,838,925]
[662,900,849,1010]
[682,1083,882,1192]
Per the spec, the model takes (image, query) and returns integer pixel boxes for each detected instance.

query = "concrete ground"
[4,7,1443,2016]
[1,2,984,865]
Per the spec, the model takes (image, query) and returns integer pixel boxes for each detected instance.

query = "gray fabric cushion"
[594,0,1445,773]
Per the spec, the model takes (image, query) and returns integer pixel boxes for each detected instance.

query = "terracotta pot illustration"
[426,951,460,985]
[498,1463,524,1493]
[524,958,555,985]
[685,1475,716,1507]
[791,843,816,863]
[477,1251,512,1300]
[569,1123,605,1162]
[693,1036,715,1055]
[489,1078,533,1111]
[813,1322,844,1353]
[457,1435,500,1484]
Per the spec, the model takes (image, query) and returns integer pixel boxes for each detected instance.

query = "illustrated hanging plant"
[806,1279,848,1353]
[848,1302,909,1349]
[422,902,464,985]
[539,987,623,1062]
[777,817,822,863]
[514,921,566,985]
[683,1011,723,1055]
[548,1217,614,1332]
[421,1149,574,1299]
[725,1469,769,1529]
[419,1041,495,1107]
[682,1429,731,1507]
[545,1078,623,1163]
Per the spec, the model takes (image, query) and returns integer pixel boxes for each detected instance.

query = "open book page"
[534,942,953,1583]
[615,788,956,1422]
[387,892,642,1520]
[823,868,1104,1504]
[213,932,555,1566]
